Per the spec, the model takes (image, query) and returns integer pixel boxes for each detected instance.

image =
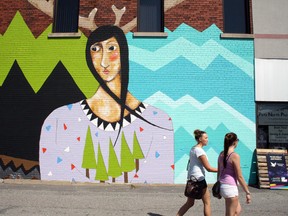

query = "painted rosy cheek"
[110,52,119,61]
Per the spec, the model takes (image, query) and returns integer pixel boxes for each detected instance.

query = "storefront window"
[257,102,288,149]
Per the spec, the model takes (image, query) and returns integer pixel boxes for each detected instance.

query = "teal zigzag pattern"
[129,38,253,77]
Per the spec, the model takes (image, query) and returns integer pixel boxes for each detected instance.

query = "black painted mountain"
[37,61,85,128]
[0,61,85,161]
[0,61,38,161]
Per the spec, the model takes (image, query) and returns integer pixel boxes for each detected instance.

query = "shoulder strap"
[186,159,190,171]
[226,152,234,161]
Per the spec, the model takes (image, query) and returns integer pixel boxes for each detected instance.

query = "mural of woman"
[39,25,174,184]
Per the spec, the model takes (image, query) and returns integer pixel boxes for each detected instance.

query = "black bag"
[212,180,221,199]
[184,176,206,199]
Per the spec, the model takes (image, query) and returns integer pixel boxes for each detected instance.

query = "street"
[0,179,287,216]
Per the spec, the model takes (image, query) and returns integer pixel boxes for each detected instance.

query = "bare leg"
[235,201,242,216]
[201,187,211,216]
[176,197,195,216]
[225,197,239,216]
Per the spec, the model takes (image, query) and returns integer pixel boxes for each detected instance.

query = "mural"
[0,12,256,184]
[39,25,174,184]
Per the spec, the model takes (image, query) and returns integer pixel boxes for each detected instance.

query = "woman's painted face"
[90,37,121,82]
[200,133,209,146]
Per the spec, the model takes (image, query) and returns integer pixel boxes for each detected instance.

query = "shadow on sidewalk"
[147,212,163,216]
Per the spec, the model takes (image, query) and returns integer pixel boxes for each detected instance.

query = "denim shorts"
[220,183,239,198]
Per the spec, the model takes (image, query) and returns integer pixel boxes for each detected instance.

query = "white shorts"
[220,183,238,198]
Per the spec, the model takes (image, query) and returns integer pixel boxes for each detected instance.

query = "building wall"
[253,0,288,153]
[253,0,288,102]
[253,0,288,58]
[0,0,256,184]
[253,0,288,34]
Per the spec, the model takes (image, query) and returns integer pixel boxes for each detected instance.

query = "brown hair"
[223,132,238,168]
[194,129,206,142]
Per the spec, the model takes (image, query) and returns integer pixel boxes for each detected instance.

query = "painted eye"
[91,44,101,52]
[108,46,117,51]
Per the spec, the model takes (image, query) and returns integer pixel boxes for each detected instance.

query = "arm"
[217,156,221,179]
[232,154,251,204]
[198,155,218,172]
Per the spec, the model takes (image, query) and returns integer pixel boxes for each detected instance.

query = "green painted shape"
[82,126,97,169]
[108,139,122,178]
[133,131,144,159]
[0,11,35,88]
[120,132,135,172]
[0,11,98,98]
[95,143,109,181]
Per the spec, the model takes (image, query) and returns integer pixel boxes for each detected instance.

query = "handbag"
[184,175,205,199]
[212,180,221,199]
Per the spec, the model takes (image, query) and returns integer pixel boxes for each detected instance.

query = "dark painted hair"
[223,132,238,168]
[194,129,206,142]
[86,25,169,145]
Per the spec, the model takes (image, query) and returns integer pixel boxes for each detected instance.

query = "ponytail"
[223,132,238,168]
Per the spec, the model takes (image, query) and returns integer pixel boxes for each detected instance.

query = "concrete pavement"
[0,179,287,216]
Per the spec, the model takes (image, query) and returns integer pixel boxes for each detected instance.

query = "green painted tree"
[95,143,109,182]
[82,126,97,178]
[132,131,145,172]
[121,132,135,183]
[108,138,122,182]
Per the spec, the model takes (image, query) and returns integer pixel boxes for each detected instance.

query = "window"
[223,0,251,34]
[137,0,164,33]
[52,0,80,33]
[257,102,288,149]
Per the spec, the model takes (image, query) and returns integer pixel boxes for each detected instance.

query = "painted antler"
[112,5,126,27]
[79,8,98,31]
[28,0,54,17]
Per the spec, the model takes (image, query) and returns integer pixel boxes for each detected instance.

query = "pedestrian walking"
[217,132,251,216]
[176,129,218,216]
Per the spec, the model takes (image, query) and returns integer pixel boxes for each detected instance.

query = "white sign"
[269,126,288,143]
[255,59,288,102]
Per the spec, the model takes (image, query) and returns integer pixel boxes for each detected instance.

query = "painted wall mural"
[39,25,174,184]
[0,12,256,184]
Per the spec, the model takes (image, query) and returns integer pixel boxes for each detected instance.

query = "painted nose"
[101,51,109,68]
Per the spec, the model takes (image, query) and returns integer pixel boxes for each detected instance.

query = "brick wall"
[0,0,226,37]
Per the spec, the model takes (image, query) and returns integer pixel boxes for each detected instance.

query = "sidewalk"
[0,179,287,216]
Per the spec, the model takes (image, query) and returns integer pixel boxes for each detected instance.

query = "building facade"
[0,0,257,184]
[253,0,288,150]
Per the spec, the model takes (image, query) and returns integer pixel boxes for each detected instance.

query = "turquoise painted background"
[127,24,256,184]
